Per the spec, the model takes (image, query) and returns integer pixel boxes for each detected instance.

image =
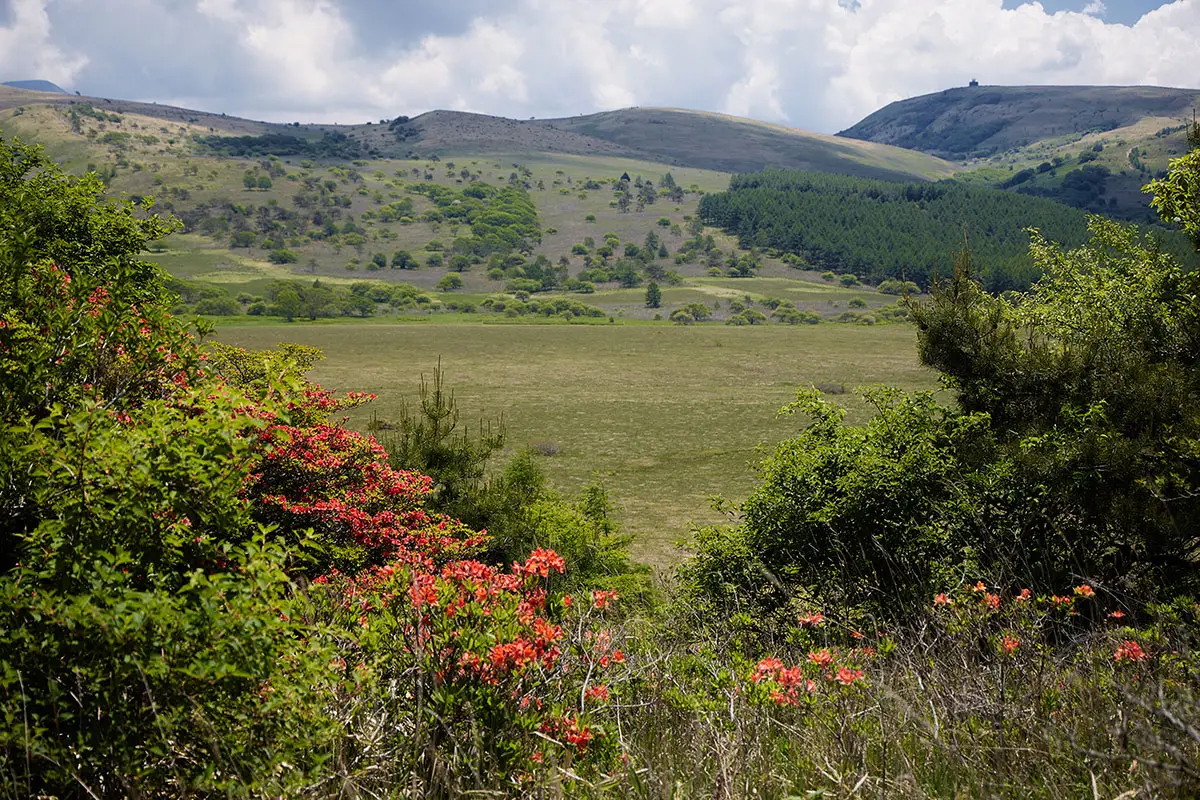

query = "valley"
[0,82,1194,561]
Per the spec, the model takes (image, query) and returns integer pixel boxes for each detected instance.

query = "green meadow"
[216,321,935,566]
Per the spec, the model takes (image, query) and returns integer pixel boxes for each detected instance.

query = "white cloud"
[0,0,87,88]
[1083,1,1107,17]
[2,0,1197,132]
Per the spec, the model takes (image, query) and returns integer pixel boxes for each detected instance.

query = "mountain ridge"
[0,86,953,183]
[837,84,1200,159]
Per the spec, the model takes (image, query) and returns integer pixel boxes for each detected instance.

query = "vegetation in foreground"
[2,131,1200,798]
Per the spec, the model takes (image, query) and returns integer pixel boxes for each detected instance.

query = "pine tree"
[645,281,662,308]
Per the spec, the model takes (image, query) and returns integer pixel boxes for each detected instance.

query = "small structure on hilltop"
[968,79,980,87]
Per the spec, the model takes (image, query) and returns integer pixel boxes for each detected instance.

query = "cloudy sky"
[1,0,1195,133]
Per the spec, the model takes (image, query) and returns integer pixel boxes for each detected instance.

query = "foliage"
[408,180,541,257]
[0,136,178,299]
[314,550,630,792]
[0,138,336,795]
[679,387,983,626]
[1146,141,1200,251]
[645,280,662,308]
[682,141,1200,628]
[436,272,464,291]
[669,302,713,324]
[194,131,368,160]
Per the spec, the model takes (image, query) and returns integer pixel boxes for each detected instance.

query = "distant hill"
[0,87,954,183]
[837,84,1200,160]
[2,80,70,94]
[398,108,955,182]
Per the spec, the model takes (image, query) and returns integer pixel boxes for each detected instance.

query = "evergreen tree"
[645,281,662,308]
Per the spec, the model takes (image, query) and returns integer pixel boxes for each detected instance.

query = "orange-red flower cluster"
[540,714,596,754]
[592,589,619,610]
[1114,640,1147,663]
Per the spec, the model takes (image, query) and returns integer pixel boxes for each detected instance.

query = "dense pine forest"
[699,168,1195,290]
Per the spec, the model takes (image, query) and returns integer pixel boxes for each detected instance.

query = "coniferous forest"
[699,168,1196,291]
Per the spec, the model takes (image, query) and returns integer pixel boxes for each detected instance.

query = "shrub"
[437,273,464,291]
[877,278,921,295]
[194,294,242,315]
[268,247,299,264]
[670,303,713,325]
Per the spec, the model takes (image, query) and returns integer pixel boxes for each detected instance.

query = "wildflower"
[973,581,987,592]
[797,611,825,627]
[753,657,784,683]
[1015,588,1032,603]
[592,589,619,610]
[1074,584,1095,598]
[1051,595,1073,607]
[833,667,864,686]
[562,594,572,608]
[530,751,544,764]
[1107,610,1126,620]
[851,630,864,640]
[1114,640,1147,663]
[808,649,834,668]
[1000,636,1020,655]
[984,592,1001,610]
[934,593,952,607]
[585,684,610,702]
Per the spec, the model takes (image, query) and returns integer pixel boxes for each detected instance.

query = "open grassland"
[215,322,935,567]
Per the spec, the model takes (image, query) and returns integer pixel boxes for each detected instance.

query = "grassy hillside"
[1,80,70,94]
[533,108,955,181]
[0,91,921,319]
[0,87,953,182]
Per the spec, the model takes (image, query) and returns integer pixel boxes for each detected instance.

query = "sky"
[0,0,1195,133]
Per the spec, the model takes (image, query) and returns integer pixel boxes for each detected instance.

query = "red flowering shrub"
[749,643,873,708]
[315,547,628,788]
[244,406,484,575]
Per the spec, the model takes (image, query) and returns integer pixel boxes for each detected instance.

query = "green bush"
[436,273,464,291]
[194,295,242,315]
[0,137,336,795]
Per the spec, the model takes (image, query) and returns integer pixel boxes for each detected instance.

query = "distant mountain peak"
[2,80,71,95]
